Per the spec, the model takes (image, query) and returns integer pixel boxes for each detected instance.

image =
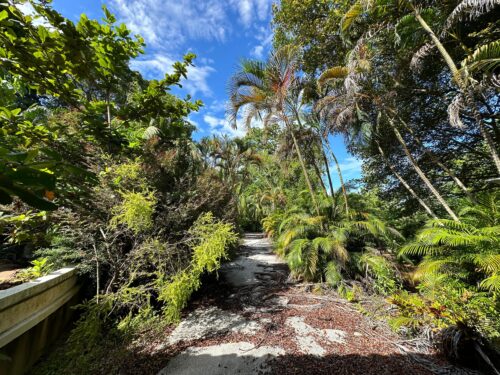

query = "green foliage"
[358,252,399,295]
[110,190,157,234]
[159,212,238,322]
[16,257,52,281]
[389,286,500,345]
[400,193,500,292]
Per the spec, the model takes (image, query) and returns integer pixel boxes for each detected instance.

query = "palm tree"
[227,46,321,215]
[275,203,401,284]
[317,49,460,221]
[341,0,500,173]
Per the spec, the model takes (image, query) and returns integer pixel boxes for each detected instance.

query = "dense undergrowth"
[0,0,499,374]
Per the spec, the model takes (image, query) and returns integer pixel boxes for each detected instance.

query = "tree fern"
[480,274,500,292]
[401,193,500,293]
[442,0,500,35]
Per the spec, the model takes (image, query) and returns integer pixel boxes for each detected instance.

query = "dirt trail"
[156,234,445,375]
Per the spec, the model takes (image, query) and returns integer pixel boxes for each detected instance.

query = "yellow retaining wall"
[0,268,80,375]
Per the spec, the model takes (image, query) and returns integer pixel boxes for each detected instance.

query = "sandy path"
[156,234,444,375]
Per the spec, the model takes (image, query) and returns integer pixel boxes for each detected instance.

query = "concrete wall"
[0,268,80,375]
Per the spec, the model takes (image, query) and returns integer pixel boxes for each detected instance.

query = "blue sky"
[50,0,362,188]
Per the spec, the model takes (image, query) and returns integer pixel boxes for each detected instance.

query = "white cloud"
[110,0,229,49]
[251,45,264,59]
[250,26,273,59]
[203,114,246,138]
[110,0,274,50]
[337,157,363,179]
[130,54,215,97]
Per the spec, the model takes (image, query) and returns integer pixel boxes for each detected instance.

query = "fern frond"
[448,94,465,128]
[399,243,444,257]
[410,43,436,73]
[413,258,457,281]
[480,274,500,292]
[142,125,161,140]
[467,253,500,274]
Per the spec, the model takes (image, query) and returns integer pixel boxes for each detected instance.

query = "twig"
[93,242,100,304]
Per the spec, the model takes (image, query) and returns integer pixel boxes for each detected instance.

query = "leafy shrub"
[110,190,157,234]
[358,252,399,295]
[389,285,500,347]
[158,212,237,322]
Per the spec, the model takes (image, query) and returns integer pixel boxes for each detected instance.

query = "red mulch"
[116,283,438,375]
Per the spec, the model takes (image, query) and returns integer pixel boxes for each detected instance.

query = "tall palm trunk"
[321,147,335,198]
[376,141,439,220]
[323,138,349,215]
[394,113,474,201]
[311,157,329,196]
[285,117,321,215]
[413,9,500,174]
[389,118,460,221]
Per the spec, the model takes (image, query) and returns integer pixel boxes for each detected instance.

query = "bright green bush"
[158,212,237,323]
[358,252,399,295]
[110,190,157,234]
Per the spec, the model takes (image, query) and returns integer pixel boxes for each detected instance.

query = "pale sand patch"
[167,307,261,345]
[286,316,347,356]
[157,342,284,375]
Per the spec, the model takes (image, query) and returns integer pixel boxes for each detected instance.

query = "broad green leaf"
[0,10,8,22]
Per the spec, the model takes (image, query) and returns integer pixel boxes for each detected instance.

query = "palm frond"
[311,235,349,265]
[462,40,500,75]
[325,261,343,287]
[340,1,363,33]
[286,238,309,275]
[318,67,349,89]
[443,0,500,35]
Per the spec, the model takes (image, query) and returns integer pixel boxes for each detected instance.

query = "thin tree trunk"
[394,113,474,200]
[322,147,335,197]
[93,243,100,304]
[106,90,112,127]
[324,138,350,215]
[287,123,321,215]
[311,157,329,196]
[413,9,500,174]
[389,119,460,221]
[376,142,439,220]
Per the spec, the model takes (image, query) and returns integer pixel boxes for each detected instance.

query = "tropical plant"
[400,192,500,293]
[227,46,322,214]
